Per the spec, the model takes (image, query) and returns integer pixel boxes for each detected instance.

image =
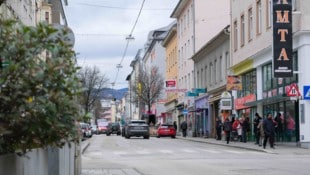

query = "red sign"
[286,83,301,97]
[234,94,256,110]
[165,80,176,88]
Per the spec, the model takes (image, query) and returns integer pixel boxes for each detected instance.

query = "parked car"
[124,120,149,139]
[156,123,176,138]
[106,122,121,136]
[91,124,98,135]
[80,122,92,138]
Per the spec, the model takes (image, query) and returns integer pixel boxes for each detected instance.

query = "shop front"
[194,94,210,137]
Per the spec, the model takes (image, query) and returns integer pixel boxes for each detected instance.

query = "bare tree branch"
[78,66,109,116]
[131,66,164,113]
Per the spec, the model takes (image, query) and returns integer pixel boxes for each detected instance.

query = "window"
[248,8,253,41]
[262,63,273,91]
[209,63,213,84]
[219,56,223,81]
[225,52,230,71]
[266,0,272,29]
[45,11,49,23]
[214,59,217,83]
[238,70,257,97]
[233,20,238,51]
[241,14,245,46]
[256,0,262,35]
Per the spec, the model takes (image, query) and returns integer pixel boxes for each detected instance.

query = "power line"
[112,0,145,87]
[74,2,172,11]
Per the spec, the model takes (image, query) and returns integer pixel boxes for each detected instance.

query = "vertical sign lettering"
[273,0,293,77]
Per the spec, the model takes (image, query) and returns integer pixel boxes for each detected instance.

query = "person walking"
[180,120,187,137]
[215,117,223,140]
[257,118,264,146]
[241,116,250,143]
[263,113,276,149]
[173,121,177,131]
[253,113,262,145]
[223,117,232,144]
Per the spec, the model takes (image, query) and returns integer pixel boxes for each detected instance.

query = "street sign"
[303,86,310,100]
[287,84,301,97]
[183,109,188,115]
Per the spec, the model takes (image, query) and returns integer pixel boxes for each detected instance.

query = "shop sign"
[226,75,242,91]
[273,0,293,77]
[234,94,256,110]
[165,79,176,88]
[220,91,232,110]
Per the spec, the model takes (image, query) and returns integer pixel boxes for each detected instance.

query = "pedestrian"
[253,113,262,144]
[173,121,177,131]
[232,118,242,142]
[180,120,187,137]
[286,113,295,142]
[263,113,276,149]
[274,112,284,142]
[257,118,264,146]
[223,117,232,144]
[215,117,223,140]
[241,116,250,143]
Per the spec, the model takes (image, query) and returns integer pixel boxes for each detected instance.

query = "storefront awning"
[244,95,290,107]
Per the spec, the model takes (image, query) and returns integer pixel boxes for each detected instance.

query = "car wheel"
[171,135,176,139]
[144,136,150,139]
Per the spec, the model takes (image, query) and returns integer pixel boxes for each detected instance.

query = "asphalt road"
[82,135,310,175]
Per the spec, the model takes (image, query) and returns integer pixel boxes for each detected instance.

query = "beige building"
[162,21,178,124]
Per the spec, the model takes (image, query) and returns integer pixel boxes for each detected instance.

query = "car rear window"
[160,125,174,128]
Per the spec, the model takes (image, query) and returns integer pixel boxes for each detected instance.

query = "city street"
[81,135,310,175]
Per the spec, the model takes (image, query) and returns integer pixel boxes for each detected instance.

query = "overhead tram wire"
[112,0,145,87]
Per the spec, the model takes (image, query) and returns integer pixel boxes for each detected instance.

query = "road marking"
[136,150,151,154]
[224,150,244,154]
[198,149,221,154]
[181,148,197,153]
[114,151,127,155]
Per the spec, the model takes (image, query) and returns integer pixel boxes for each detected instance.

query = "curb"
[81,141,90,154]
[176,137,269,153]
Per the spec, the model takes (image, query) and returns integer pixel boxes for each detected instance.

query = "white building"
[231,0,310,148]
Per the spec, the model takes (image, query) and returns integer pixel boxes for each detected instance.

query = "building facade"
[231,0,310,147]
[162,21,178,125]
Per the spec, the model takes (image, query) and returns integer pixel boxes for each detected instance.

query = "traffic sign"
[303,86,310,100]
[287,84,301,97]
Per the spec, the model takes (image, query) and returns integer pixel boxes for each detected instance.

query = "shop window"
[238,70,257,97]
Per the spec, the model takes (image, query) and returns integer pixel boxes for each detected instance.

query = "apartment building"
[162,21,178,124]
[171,0,230,137]
[231,0,310,147]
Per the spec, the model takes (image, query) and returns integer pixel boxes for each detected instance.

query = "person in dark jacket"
[241,116,250,143]
[180,120,187,137]
[223,118,232,144]
[263,113,277,149]
[253,113,262,144]
[215,117,223,140]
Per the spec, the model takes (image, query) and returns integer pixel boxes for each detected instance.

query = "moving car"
[106,122,121,136]
[124,120,150,139]
[156,123,176,138]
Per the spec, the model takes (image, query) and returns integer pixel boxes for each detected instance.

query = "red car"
[156,124,176,138]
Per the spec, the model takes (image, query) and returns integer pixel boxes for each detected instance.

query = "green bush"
[0,19,82,154]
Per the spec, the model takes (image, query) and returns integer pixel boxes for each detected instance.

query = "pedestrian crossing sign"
[303,86,310,100]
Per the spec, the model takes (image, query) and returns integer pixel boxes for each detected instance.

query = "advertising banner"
[273,0,293,77]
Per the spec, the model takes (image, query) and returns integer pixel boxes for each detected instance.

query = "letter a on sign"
[287,84,301,97]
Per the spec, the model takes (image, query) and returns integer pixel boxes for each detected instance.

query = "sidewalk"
[176,136,310,154]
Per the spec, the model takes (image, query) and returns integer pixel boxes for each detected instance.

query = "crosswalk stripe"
[159,150,174,154]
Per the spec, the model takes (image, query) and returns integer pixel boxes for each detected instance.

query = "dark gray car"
[125,120,150,139]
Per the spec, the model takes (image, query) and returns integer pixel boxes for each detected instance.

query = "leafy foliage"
[0,19,82,154]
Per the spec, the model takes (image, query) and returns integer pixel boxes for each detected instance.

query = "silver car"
[124,120,150,139]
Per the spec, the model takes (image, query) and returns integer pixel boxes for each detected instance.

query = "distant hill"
[99,88,128,100]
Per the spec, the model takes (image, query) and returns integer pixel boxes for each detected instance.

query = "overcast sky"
[64,0,179,89]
